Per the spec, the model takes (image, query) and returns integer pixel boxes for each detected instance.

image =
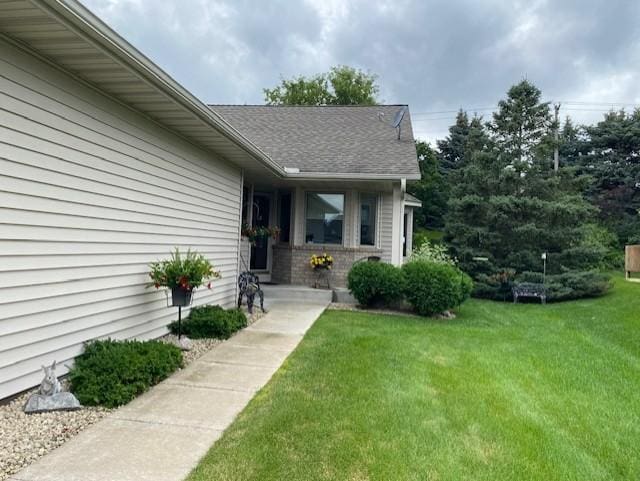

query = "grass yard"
[188,275,640,481]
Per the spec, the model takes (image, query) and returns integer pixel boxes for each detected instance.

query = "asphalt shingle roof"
[208,105,420,177]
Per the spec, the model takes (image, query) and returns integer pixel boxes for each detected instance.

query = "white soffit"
[0,0,284,179]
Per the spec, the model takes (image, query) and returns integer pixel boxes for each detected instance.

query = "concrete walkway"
[10,300,329,481]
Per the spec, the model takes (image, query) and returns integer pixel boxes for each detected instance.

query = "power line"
[411,107,495,116]
[410,100,640,118]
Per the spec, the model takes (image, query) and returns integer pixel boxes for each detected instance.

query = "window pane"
[360,194,377,246]
[305,193,344,244]
[279,192,291,243]
[241,186,250,225]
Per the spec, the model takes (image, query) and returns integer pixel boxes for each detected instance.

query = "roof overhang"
[0,0,284,179]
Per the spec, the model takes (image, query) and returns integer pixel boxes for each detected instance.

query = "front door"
[250,193,271,274]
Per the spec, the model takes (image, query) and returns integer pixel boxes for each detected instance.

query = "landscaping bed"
[0,383,109,480]
[0,305,262,481]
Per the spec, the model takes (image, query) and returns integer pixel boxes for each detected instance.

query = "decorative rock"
[24,392,81,414]
[173,336,193,351]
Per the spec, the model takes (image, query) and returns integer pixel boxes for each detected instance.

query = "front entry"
[250,193,271,277]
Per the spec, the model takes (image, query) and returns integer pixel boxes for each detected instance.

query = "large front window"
[305,193,344,244]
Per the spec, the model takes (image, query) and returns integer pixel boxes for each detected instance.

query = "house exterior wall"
[0,39,243,400]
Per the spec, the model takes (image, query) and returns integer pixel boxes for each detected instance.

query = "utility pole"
[553,103,561,172]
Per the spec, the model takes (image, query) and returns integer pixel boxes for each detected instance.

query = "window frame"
[304,191,346,246]
[358,192,379,247]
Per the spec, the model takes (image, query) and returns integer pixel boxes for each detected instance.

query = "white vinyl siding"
[0,39,242,399]
[379,191,394,262]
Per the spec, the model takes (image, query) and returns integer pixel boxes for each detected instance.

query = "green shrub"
[347,261,405,307]
[410,239,456,265]
[69,339,182,408]
[170,305,247,339]
[474,269,518,301]
[532,271,611,301]
[401,260,473,316]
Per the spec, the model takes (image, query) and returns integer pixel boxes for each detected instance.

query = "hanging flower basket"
[148,248,221,306]
[241,224,281,245]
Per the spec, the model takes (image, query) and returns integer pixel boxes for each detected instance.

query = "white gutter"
[284,172,421,181]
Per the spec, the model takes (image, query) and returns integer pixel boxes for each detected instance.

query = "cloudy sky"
[83,0,640,143]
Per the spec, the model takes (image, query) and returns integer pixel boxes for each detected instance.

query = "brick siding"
[271,244,383,287]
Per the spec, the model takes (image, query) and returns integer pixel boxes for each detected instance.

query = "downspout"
[400,178,407,264]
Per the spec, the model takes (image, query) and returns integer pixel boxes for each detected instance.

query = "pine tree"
[408,142,448,228]
[489,80,553,163]
[445,80,610,301]
[581,110,640,244]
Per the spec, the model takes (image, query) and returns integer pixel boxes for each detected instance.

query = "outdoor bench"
[512,283,547,304]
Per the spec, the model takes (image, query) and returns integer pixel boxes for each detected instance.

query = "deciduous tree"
[264,66,378,105]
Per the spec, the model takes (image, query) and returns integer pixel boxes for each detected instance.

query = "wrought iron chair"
[237,271,265,314]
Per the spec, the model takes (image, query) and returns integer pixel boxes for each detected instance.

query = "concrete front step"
[262,284,333,304]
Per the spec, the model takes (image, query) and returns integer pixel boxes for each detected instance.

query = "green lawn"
[188,276,640,481]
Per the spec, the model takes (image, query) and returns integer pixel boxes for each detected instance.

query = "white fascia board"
[284,172,421,181]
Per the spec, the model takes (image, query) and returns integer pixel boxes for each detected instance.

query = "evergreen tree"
[445,80,610,301]
[558,116,587,166]
[437,110,471,172]
[408,142,448,228]
[489,80,554,163]
[580,110,640,244]
[413,111,492,230]
[438,111,491,173]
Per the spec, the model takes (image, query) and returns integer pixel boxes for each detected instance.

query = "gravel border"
[1,308,264,481]
[0,385,110,481]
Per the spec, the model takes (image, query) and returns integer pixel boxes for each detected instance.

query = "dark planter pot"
[171,286,192,307]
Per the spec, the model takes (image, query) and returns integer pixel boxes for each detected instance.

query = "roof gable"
[209,105,420,178]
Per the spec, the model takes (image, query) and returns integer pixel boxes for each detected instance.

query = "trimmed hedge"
[347,261,405,307]
[169,305,247,339]
[69,339,182,408]
[401,260,473,316]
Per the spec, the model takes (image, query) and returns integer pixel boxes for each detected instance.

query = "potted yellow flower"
[309,253,334,289]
